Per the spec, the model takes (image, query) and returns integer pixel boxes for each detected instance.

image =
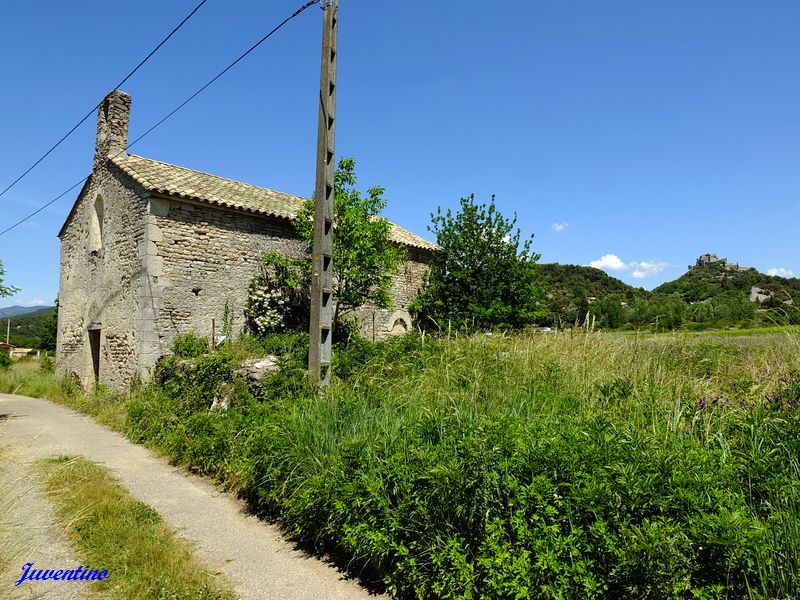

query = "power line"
[127,0,321,149]
[0,0,210,201]
[0,178,89,238]
[0,0,321,239]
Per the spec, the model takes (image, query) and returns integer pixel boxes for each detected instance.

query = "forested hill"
[0,305,53,318]
[538,258,798,330]
[538,264,648,328]
[653,262,800,304]
[2,306,57,349]
[538,264,643,299]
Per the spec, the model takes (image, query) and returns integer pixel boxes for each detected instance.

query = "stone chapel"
[56,91,435,389]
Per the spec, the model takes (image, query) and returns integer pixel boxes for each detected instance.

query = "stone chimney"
[95,90,131,166]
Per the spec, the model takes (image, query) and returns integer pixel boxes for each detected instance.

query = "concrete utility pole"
[308,0,338,385]
[6,319,9,345]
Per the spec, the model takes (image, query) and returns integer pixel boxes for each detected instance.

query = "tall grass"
[5,330,800,597]
[122,330,800,598]
[39,456,235,599]
[0,359,127,429]
[0,446,39,592]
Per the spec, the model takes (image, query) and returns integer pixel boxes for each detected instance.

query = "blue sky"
[1,1,798,307]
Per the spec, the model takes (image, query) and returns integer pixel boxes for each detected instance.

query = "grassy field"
[39,456,235,599]
[2,329,800,598]
[0,447,38,593]
[0,357,128,429]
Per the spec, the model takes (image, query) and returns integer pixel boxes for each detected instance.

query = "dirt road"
[0,393,380,600]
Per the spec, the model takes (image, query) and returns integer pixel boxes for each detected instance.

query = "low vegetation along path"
[0,392,379,600]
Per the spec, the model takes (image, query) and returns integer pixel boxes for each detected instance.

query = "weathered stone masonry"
[146,198,306,366]
[57,119,149,389]
[57,90,435,390]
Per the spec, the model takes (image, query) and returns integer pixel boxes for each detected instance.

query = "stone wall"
[57,165,148,389]
[356,248,432,341]
[144,196,432,370]
[144,197,307,370]
[60,170,433,390]
[58,88,433,391]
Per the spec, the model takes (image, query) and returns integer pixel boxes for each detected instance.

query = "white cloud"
[767,267,795,278]
[21,299,45,307]
[551,222,569,233]
[589,254,627,271]
[588,255,670,279]
[630,260,669,279]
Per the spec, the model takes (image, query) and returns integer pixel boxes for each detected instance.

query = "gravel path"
[0,393,382,600]
[1,444,88,600]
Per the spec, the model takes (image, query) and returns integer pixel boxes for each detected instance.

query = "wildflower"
[698,397,708,408]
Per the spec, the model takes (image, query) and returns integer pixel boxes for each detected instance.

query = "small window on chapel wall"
[90,195,104,253]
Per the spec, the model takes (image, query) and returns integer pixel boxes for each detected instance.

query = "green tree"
[412,195,544,331]
[594,294,625,329]
[38,297,59,351]
[0,259,19,298]
[294,158,403,331]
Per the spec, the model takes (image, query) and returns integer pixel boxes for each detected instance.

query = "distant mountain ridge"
[0,305,55,319]
[540,254,798,329]
[653,255,800,303]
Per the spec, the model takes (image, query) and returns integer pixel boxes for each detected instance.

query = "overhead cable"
[0,0,320,238]
[0,0,210,201]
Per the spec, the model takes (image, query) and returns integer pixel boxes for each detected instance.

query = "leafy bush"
[39,356,54,373]
[294,158,403,327]
[122,332,800,598]
[413,195,544,332]
[171,333,209,359]
[0,352,10,370]
[245,253,310,335]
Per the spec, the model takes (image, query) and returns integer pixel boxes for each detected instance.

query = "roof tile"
[111,154,437,251]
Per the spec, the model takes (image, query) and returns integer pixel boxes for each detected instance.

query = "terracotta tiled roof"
[111,154,437,251]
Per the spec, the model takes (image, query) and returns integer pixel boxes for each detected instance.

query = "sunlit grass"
[0,359,127,430]
[0,446,39,593]
[39,456,235,600]
[5,328,800,597]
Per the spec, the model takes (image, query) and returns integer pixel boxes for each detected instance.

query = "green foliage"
[117,331,800,598]
[625,294,688,331]
[540,261,799,331]
[11,330,799,598]
[37,297,58,351]
[0,351,10,370]
[539,264,644,328]
[39,355,54,373]
[221,299,234,341]
[1,306,56,349]
[171,332,209,359]
[294,158,404,327]
[413,195,544,331]
[655,262,800,303]
[244,252,310,335]
[0,259,19,299]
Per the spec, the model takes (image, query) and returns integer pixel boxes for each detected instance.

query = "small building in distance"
[57,91,436,390]
[692,253,750,273]
[1,343,34,358]
[696,253,720,268]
